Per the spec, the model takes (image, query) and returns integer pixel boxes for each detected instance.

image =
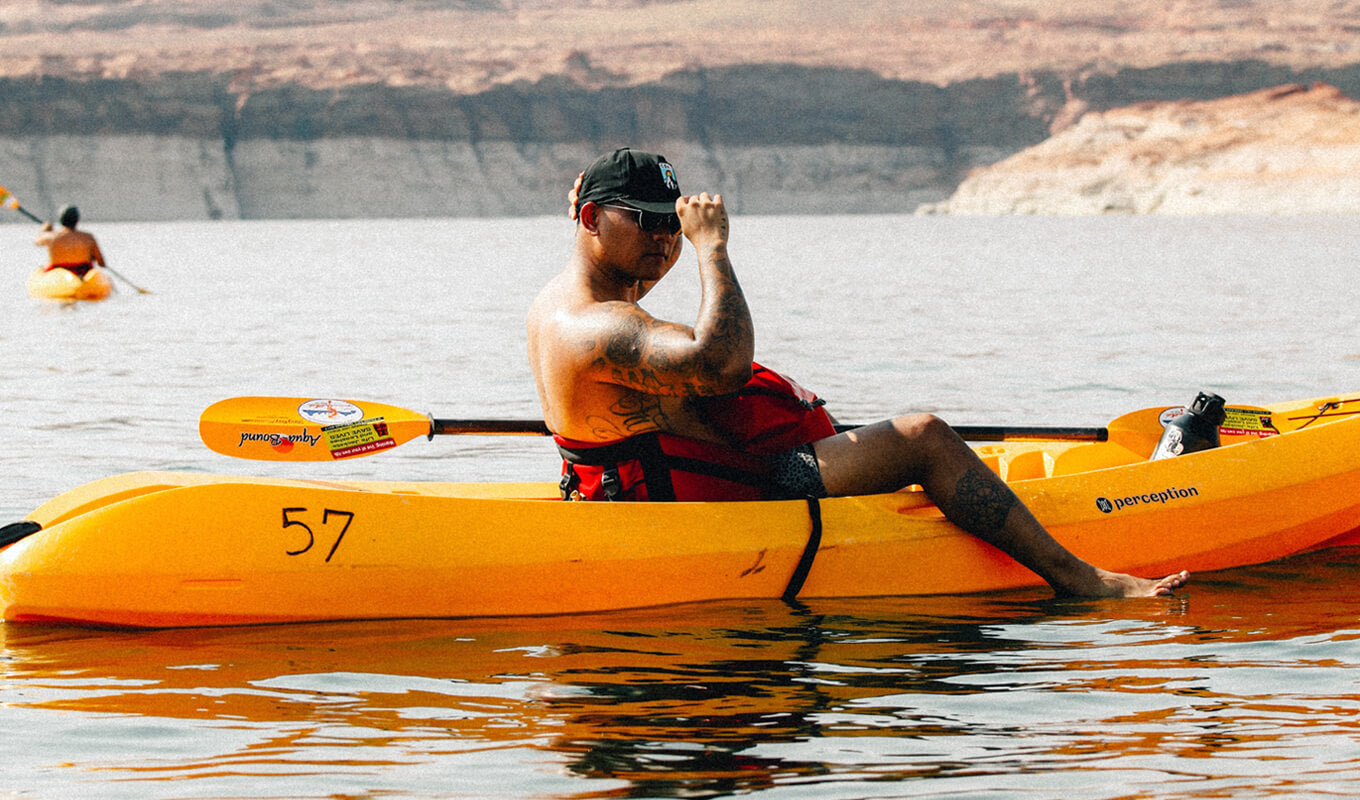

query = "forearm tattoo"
[705,292,750,352]
[945,468,1017,537]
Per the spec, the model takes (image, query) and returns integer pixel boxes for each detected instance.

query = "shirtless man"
[35,205,106,278]
[527,148,1188,598]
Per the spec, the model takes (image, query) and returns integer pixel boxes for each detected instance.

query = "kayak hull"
[26,267,113,301]
[4,397,1360,628]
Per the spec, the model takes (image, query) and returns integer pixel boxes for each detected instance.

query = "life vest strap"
[782,497,822,602]
[557,433,677,501]
[557,432,785,502]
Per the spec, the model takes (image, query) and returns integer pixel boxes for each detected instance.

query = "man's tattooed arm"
[594,291,751,398]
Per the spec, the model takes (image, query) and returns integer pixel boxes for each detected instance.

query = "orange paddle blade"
[200,397,433,461]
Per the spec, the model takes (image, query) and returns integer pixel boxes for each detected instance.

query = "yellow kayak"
[3,393,1359,628]
[26,266,113,301]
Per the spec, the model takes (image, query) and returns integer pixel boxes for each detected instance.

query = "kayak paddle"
[201,395,1122,462]
[1,183,151,294]
[0,184,43,224]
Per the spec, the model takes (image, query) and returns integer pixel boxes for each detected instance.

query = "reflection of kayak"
[3,393,1360,629]
[26,266,113,301]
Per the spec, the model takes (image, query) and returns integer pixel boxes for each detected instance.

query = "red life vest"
[555,364,836,501]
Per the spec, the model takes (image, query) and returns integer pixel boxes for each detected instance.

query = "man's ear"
[577,201,602,234]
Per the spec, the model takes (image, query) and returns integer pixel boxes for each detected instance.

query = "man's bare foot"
[1090,568,1190,598]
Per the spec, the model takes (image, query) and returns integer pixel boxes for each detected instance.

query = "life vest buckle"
[558,468,580,501]
[600,467,622,501]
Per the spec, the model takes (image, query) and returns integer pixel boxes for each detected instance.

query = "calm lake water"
[1,215,1358,798]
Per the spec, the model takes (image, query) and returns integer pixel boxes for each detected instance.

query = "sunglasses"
[602,203,682,235]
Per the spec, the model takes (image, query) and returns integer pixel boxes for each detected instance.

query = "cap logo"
[659,162,678,191]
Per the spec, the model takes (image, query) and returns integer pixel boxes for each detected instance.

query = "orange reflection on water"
[1,548,1357,798]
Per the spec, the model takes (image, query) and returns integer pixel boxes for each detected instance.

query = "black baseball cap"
[575,148,681,215]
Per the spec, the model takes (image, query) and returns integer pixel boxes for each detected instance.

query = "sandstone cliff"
[923,83,1360,214]
[2,1,1359,219]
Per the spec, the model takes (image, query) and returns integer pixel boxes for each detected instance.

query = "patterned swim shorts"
[767,442,828,499]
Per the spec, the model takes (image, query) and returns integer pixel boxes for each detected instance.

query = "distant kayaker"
[527,147,1188,599]
[35,205,106,278]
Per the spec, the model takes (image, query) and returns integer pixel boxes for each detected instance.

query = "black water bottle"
[1151,391,1227,460]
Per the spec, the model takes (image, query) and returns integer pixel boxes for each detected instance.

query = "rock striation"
[0,65,1054,220]
[6,68,1360,221]
[922,83,1360,215]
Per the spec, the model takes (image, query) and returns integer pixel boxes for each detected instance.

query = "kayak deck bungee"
[3,392,1360,628]
[26,266,113,301]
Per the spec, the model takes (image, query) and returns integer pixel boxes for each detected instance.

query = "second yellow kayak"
[26,266,113,301]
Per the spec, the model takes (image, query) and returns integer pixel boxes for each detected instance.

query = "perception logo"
[1097,486,1201,514]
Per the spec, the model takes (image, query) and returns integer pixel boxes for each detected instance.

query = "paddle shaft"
[431,417,1108,442]
[96,264,151,294]
[13,205,42,224]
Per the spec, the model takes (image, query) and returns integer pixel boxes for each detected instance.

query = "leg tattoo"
[946,468,1017,537]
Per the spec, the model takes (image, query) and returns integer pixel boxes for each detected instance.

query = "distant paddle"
[1,183,151,294]
[0,185,42,223]
[200,395,1124,462]
[101,265,152,295]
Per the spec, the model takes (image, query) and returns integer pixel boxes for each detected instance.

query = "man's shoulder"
[533,281,638,322]
[547,302,643,350]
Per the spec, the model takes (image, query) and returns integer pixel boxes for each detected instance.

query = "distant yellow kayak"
[3,392,1359,628]
[26,266,113,301]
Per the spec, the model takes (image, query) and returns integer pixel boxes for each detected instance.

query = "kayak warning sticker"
[1220,406,1279,438]
[1157,405,1278,438]
[323,417,395,459]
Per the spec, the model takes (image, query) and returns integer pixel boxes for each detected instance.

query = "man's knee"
[890,413,952,442]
